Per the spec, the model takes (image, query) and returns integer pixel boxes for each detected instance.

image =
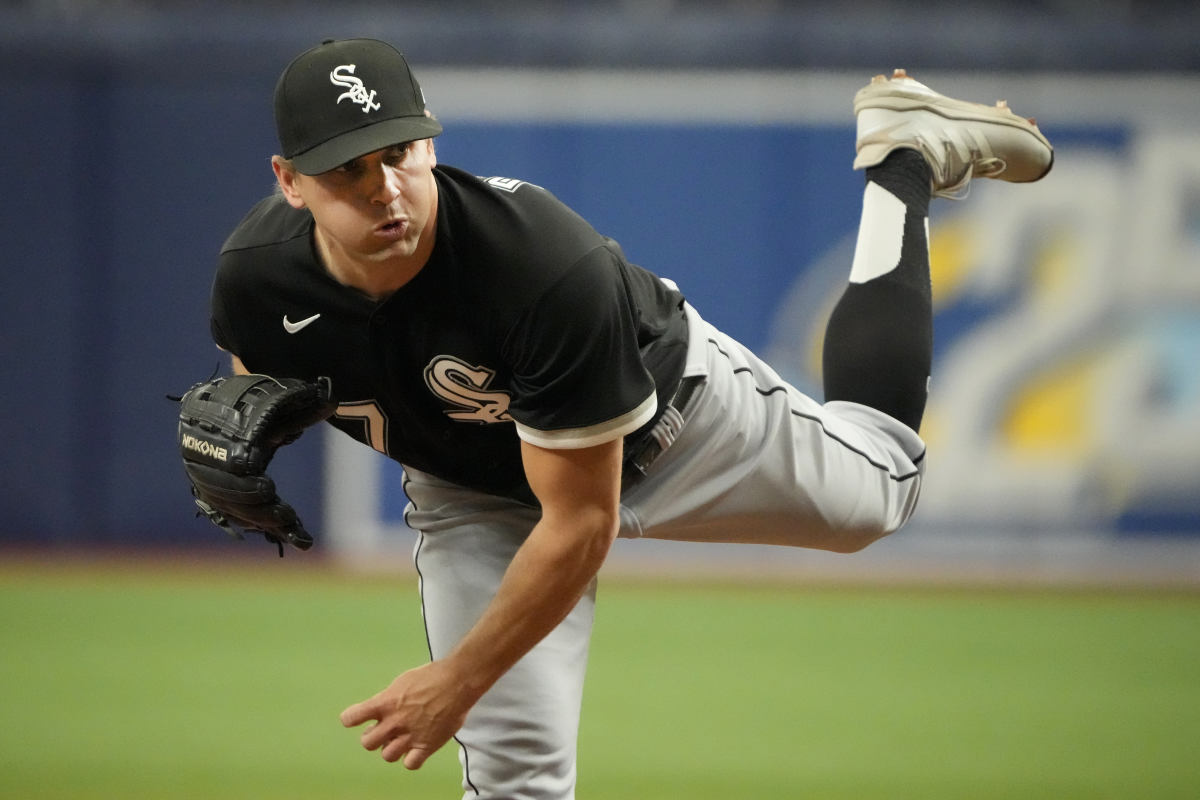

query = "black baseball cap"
[274,38,443,175]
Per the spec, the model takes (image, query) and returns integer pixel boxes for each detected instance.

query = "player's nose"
[368,164,404,205]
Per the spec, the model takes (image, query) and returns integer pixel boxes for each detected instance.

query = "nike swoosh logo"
[282,313,321,334]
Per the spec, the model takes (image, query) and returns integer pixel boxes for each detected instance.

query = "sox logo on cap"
[330,65,381,113]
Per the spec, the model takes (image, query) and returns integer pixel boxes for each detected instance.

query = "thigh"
[406,471,594,800]
[621,318,926,552]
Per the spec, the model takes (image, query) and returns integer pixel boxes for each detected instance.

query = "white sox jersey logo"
[330,64,380,113]
[424,356,513,424]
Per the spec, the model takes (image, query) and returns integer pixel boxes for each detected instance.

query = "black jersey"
[212,165,688,504]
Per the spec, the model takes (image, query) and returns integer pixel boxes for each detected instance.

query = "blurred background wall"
[2,0,1197,580]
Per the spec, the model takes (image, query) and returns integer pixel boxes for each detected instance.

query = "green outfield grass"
[1,559,1198,799]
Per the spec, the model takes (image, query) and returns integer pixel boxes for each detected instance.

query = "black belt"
[621,375,705,493]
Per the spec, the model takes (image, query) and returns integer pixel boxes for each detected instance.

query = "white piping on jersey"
[515,391,656,450]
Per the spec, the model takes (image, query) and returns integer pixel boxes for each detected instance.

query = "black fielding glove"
[177,374,336,555]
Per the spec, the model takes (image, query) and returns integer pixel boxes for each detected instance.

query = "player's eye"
[330,157,366,177]
[384,143,411,165]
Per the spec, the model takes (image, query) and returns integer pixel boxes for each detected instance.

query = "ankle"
[865,149,933,214]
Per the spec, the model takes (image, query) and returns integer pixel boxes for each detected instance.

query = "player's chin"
[364,234,418,259]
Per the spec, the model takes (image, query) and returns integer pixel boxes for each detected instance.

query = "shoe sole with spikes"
[853,69,1054,199]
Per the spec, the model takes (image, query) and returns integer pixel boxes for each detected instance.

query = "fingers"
[340,667,459,770]
[340,699,421,766]
[402,747,432,770]
[365,729,431,770]
[337,713,437,771]
[360,721,395,751]
[379,737,433,770]
[340,694,404,754]
[380,737,410,764]
[339,699,377,728]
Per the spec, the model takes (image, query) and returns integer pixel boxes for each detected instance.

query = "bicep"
[520,438,623,531]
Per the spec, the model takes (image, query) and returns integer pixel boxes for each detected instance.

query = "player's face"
[277,140,439,266]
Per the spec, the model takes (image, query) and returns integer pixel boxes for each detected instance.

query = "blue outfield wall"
[1,47,309,545]
[3,44,1198,548]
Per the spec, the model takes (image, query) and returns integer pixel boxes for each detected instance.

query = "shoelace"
[933,145,1007,201]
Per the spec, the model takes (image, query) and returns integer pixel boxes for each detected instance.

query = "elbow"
[545,505,619,569]
[581,507,620,565]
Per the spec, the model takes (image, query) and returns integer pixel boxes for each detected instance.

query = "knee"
[822,516,906,553]
[825,527,889,554]
[827,480,921,553]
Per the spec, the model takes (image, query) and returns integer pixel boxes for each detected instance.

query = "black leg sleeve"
[822,149,933,432]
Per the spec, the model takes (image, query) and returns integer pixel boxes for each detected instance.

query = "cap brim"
[290,115,443,175]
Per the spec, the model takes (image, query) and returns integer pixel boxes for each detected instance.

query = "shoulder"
[214,194,315,295]
[433,165,613,304]
[220,194,311,256]
[435,165,605,255]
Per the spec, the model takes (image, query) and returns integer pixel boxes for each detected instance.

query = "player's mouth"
[374,218,408,241]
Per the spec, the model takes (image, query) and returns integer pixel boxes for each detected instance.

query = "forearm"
[441,509,617,702]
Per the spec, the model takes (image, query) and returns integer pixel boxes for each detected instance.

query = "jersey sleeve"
[210,282,234,354]
[504,245,658,449]
[209,259,244,357]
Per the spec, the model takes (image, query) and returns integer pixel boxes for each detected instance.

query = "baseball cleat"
[853,68,1054,199]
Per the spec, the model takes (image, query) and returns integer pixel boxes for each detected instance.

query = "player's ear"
[424,137,437,168]
[271,155,307,209]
